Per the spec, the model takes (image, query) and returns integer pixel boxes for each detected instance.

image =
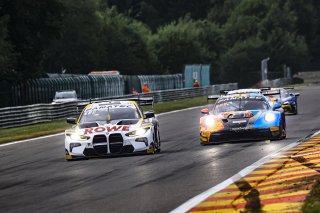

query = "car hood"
[70,119,143,135]
[217,110,261,119]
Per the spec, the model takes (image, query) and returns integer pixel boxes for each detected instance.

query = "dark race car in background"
[263,87,300,115]
[200,92,286,145]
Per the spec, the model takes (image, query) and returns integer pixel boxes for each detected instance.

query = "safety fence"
[7,75,124,107]
[0,83,237,129]
[294,71,320,83]
[138,74,183,91]
[1,74,183,107]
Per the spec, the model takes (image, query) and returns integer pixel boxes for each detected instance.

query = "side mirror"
[144,111,155,119]
[67,117,77,124]
[201,108,209,114]
[295,93,300,97]
[273,103,282,110]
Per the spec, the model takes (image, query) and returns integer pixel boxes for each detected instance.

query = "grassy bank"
[302,179,320,212]
[0,96,210,144]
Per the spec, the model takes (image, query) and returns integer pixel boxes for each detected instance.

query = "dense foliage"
[1,0,319,86]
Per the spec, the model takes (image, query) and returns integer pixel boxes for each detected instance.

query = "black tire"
[278,123,286,140]
[200,142,209,146]
[292,102,298,115]
[66,155,88,161]
[155,128,161,153]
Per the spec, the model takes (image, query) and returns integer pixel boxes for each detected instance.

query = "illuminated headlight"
[265,113,276,122]
[69,134,90,141]
[205,116,215,127]
[70,143,81,152]
[125,127,150,137]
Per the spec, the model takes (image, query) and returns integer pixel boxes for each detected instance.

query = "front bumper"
[200,128,280,143]
[282,104,296,113]
[65,131,155,159]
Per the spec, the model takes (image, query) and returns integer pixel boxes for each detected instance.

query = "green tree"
[0,15,16,80]
[150,17,222,74]
[220,0,308,86]
[220,37,267,87]
[42,0,105,74]
[106,0,212,30]
[207,0,241,25]
[44,4,155,75]
[0,0,65,79]
[99,7,155,75]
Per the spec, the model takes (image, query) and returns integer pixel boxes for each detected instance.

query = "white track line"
[0,105,206,147]
[170,137,313,213]
[0,133,64,147]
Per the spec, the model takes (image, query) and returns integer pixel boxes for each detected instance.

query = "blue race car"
[263,87,300,115]
[200,91,286,145]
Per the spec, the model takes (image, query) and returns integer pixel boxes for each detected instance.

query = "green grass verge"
[302,179,320,213]
[0,119,72,144]
[143,96,209,113]
[0,96,210,144]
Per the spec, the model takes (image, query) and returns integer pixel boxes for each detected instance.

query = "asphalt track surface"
[0,86,319,213]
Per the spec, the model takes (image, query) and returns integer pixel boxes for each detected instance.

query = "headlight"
[125,127,150,137]
[283,101,289,105]
[265,113,276,122]
[69,134,90,141]
[205,116,215,127]
[70,143,81,152]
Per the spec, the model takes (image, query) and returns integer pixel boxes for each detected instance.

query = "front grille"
[210,129,272,142]
[109,133,123,154]
[93,135,108,155]
[121,145,134,153]
[83,148,97,156]
[93,145,108,155]
[93,135,107,144]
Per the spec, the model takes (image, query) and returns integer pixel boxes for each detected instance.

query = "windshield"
[55,91,76,99]
[79,106,140,123]
[214,99,269,114]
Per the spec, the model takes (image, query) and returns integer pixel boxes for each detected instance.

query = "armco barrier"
[260,78,292,87]
[0,102,78,129]
[0,83,237,129]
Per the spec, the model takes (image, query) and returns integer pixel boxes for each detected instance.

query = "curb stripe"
[190,194,306,211]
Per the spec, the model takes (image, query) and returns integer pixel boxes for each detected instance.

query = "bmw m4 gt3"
[65,99,160,160]
[200,93,286,145]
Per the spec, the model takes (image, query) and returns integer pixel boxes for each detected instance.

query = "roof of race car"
[217,93,266,103]
[227,89,262,95]
[84,101,138,110]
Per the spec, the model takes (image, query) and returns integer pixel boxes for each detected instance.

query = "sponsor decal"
[217,96,263,103]
[84,125,130,134]
[231,127,246,131]
[232,120,247,124]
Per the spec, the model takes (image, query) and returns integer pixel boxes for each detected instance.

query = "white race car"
[65,98,160,160]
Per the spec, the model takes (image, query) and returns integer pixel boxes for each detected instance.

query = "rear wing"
[219,90,230,95]
[258,87,271,91]
[283,87,294,90]
[262,90,280,96]
[116,97,154,107]
[78,96,154,110]
[207,95,220,103]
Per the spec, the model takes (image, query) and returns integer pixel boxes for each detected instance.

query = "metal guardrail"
[0,83,237,129]
[0,102,78,129]
[260,78,293,87]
